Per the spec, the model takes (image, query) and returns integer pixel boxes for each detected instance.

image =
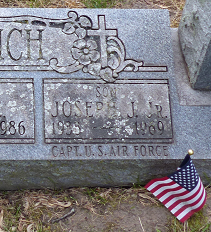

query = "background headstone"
[179,0,211,90]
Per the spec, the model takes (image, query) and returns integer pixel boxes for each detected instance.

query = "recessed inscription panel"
[0,79,34,143]
[44,79,173,143]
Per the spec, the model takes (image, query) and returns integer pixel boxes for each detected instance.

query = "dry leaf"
[0,210,3,228]
[35,198,71,208]
[18,214,25,232]
[23,197,30,212]
[138,193,160,206]
[27,224,34,232]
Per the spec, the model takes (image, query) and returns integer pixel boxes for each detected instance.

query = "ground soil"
[50,188,173,232]
[3,186,208,232]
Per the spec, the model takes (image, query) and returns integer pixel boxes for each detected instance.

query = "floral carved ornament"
[50,11,167,83]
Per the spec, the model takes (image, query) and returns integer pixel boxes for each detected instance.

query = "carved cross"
[87,15,117,68]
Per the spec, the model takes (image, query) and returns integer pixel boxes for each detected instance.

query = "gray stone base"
[0,160,179,190]
[1,158,211,190]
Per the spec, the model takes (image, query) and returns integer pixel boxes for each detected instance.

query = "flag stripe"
[150,181,176,194]
[153,183,181,196]
[161,188,188,204]
[158,186,186,202]
[171,180,204,214]
[179,196,207,222]
[177,190,206,221]
[162,179,201,205]
[173,183,206,217]
[167,180,202,211]
[177,188,206,221]
[144,155,207,223]
[145,177,171,190]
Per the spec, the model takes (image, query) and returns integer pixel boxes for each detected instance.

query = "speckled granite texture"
[0,9,210,189]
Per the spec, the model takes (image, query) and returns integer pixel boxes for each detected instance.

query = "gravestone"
[179,0,211,90]
[0,8,210,190]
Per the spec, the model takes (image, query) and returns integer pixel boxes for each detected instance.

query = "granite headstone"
[0,8,210,190]
[179,0,211,90]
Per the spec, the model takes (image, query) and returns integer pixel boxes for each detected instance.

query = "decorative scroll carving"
[49,11,167,82]
[0,11,167,83]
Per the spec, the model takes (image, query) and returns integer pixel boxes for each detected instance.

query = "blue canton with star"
[168,155,199,191]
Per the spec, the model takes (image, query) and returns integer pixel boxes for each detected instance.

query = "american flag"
[145,154,207,222]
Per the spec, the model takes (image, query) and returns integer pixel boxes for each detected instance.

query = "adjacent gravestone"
[179,0,211,90]
[0,8,210,190]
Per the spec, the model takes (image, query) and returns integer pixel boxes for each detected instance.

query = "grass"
[84,187,109,205]
[167,210,211,232]
[81,0,185,27]
[0,0,85,8]
[0,187,210,231]
[0,190,73,231]
[0,0,184,27]
[81,0,119,8]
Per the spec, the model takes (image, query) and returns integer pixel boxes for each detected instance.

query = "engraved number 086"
[0,121,25,136]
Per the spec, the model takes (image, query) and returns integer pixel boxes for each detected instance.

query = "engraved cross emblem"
[87,15,117,68]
